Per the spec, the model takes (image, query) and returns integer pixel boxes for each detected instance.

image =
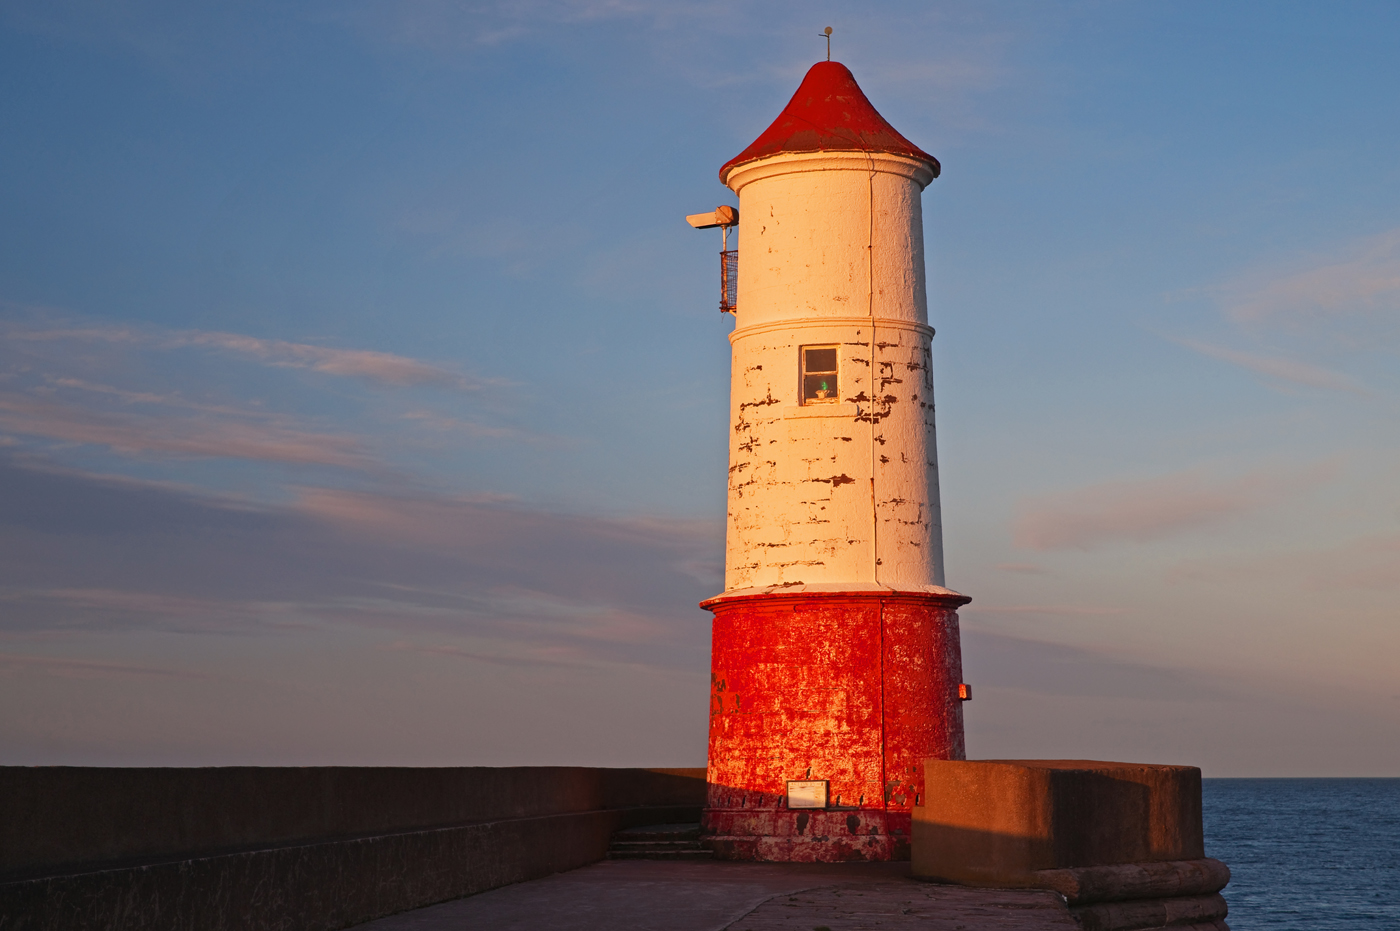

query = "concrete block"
[911,760,1204,885]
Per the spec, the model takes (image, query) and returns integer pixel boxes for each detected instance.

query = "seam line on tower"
[866,146,879,585]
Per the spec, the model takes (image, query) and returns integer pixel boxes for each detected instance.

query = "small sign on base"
[786,780,829,809]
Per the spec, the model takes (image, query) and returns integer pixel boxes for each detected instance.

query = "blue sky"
[2,1,1397,774]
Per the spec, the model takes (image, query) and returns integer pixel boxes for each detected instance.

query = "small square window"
[802,346,838,404]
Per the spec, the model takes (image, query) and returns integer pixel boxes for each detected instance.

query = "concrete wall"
[0,766,705,931]
[912,760,1205,884]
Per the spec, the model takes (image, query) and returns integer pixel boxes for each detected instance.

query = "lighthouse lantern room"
[692,60,971,862]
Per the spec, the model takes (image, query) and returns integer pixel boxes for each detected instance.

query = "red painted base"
[701,590,969,862]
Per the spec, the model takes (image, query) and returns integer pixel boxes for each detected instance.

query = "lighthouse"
[697,60,970,862]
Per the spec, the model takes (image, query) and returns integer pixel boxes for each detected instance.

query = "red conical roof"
[720,61,939,184]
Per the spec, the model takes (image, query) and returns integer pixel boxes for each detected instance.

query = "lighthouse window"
[801,346,839,404]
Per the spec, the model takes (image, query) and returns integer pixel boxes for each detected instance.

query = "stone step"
[611,823,701,843]
[610,841,700,852]
[606,822,712,860]
[606,848,714,860]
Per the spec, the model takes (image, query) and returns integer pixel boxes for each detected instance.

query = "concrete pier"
[350,859,1082,931]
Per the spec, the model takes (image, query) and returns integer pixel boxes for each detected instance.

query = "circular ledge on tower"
[701,582,970,611]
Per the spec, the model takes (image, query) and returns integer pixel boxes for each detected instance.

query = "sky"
[1,0,1397,776]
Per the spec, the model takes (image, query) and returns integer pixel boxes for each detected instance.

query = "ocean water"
[1202,779,1400,930]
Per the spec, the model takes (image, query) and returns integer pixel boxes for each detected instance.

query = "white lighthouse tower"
[697,60,970,862]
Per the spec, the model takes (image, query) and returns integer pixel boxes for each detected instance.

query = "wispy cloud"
[380,639,581,669]
[962,604,1124,617]
[174,331,492,389]
[290,484,719,555]
[0,391,368,468]
[0,651,209,681]
[1223,227,1400,330]
[1169,533,1400,591]
[961,630,1227,702]
[8,321,490,390]
[0,458,721,668]
[335,0,1022,136]
[0,583,323,635]
[0,313,537,477]
[401,410,547,442]
[2,587,241,617]
[341,0,721,50]
[1170,337,1367,395]
[1013,463,1337,551]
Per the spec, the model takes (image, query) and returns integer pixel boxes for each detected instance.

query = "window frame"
[800,344,840,405]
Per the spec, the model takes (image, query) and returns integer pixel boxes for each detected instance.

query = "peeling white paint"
[721,151,947,593]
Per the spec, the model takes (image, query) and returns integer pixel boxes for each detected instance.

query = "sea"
[1202,779,1400,930]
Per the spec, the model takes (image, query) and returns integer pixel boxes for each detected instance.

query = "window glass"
[802,346,838,403]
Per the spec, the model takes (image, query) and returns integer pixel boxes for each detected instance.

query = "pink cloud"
[0,456,722,671]
[5,587,233,615]
[378,629,676,669]
[0,391,367,468]
[1013,464,1337,551]
[1169,533,1400,591]
[400,410,547,442]
[1226,228,1400,326]
[380,640,580,668]
[0,652,207,680]
[291,485,718,554]
[170,331,490,389]
[994,562,1048,575]
[0,585,315,635]
[1171,338,1366,394]
[8,321,490,390]
[961,604,1124,617]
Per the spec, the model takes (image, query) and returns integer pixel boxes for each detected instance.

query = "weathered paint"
[702,61,970,863]
[724,311,944,592]
[721,151,942,589]
[703,591,969,861]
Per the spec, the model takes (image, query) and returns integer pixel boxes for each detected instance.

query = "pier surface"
[351,859,1079,930]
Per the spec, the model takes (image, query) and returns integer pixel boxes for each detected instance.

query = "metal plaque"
[786,780,829,809]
